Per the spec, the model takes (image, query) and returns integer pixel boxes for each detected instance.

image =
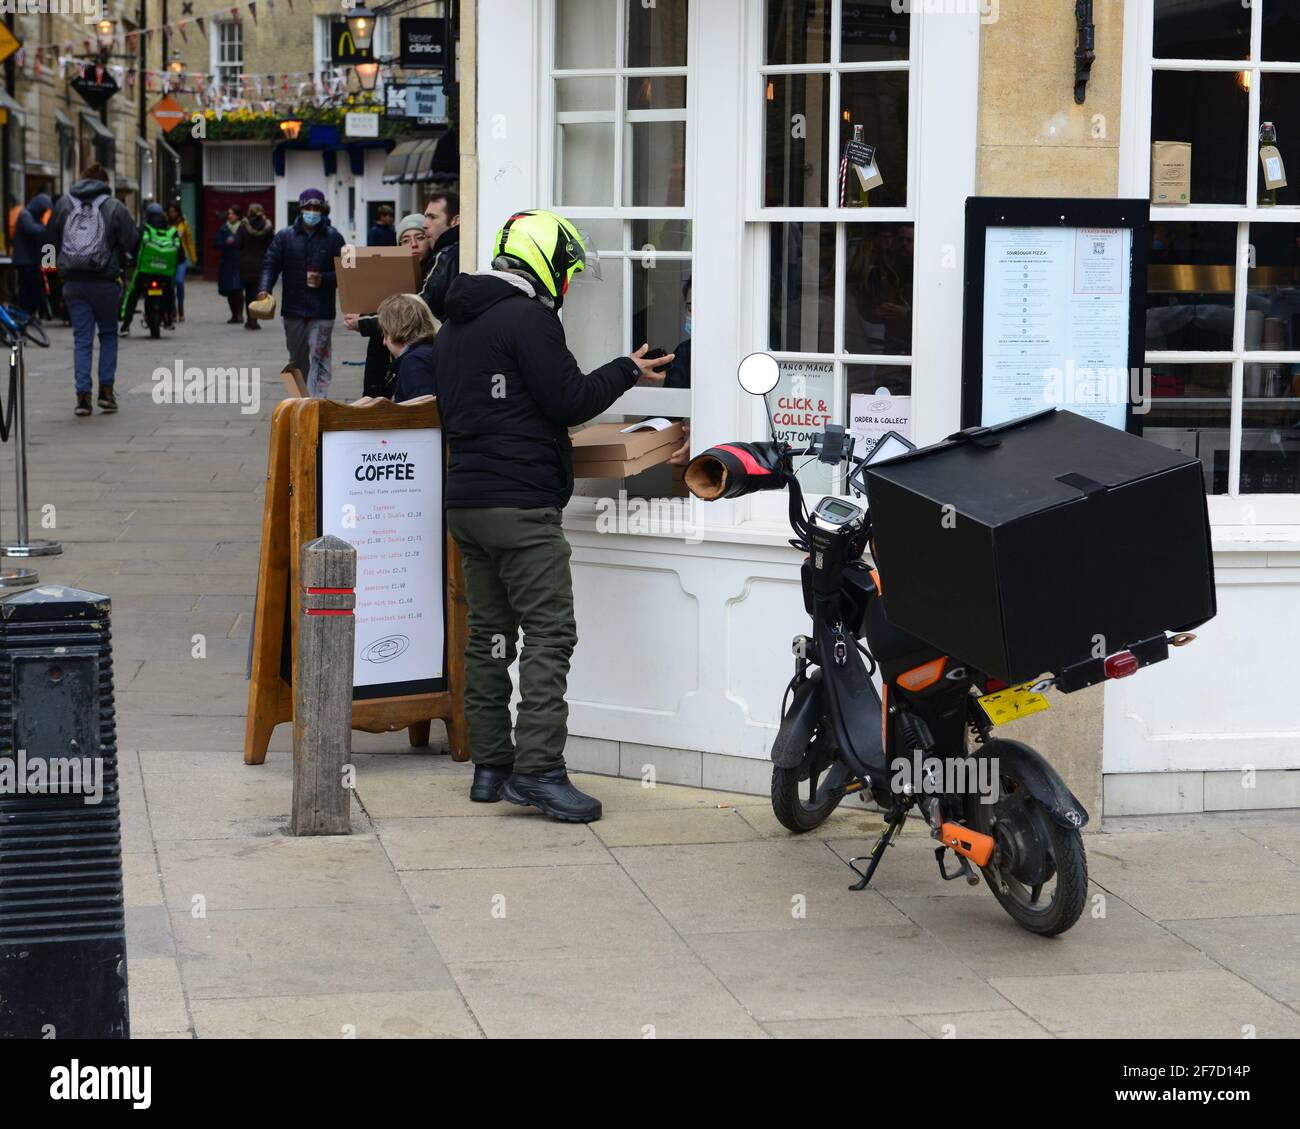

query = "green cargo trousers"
[446,506,578,774]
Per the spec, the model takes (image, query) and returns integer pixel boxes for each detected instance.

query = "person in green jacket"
[120,202,182,334]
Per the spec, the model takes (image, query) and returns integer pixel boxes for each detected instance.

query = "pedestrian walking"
[46,162,138,417]
[256,188,347,397]
[430,210,670,821]
[419,191,460,321]
[166,202,197,322]
[214,206,245,323]
[13,192,51,316]
[234,202,273,330]
[368,204,396,246]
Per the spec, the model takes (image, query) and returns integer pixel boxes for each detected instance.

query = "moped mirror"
[737,352,779,396]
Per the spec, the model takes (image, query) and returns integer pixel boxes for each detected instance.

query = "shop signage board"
[320,427,445,698]
[400,17,448,70]
[329,20,376,64]
[71,67,120,111]
[344,111,379,138]
[961,197,1150,435]
[849,392,912,457]
[244,398,467,765]
[774,360,836,495]
[385,81,447,123]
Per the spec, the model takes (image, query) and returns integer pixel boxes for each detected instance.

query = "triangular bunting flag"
[249,2,258,23]
[196,16,206,38]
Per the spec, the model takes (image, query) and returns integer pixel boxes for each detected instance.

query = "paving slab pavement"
[3,281,1298,1039]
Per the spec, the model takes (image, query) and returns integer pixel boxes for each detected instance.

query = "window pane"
[556,0,616,69]
[766,0,829,65]
[564,261,625,371]
[626,120,686,206]
[633,257,692,363]
[627,0,688,68]
[769,222,836,353]
[1239,402,1300,492]
[556,77,614,112]
[1141,364,1231,494]
[1151,71,1248,205]
[1248,222,1300,353]
[627,75,687,110]
[1263,1,1300,62]
[1147,221,1237,351]
[577,220,624,251]
[1258,76,1300,206]
[632,218,692,252]
[1154,0,1250,60]
[556,123,615,205]
[841,0,909,64]
[764,73,829,207]
[844,223,913,355]
[839,71,908,208]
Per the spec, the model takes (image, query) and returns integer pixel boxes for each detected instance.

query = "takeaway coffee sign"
[400,17,447,70]
[71,65,119,111]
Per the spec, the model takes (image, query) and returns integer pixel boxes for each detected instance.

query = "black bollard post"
[0,586,128,1039]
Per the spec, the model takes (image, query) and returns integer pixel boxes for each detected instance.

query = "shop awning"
[157,137,181,163]
[382,133,457,184]
[0,91,25,125]
[54,108,72,130]
[80,111,114,140]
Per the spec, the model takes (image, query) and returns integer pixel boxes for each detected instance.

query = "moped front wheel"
[771,730,845,833]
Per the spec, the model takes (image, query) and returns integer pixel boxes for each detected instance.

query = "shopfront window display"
[1143,0,1300,499]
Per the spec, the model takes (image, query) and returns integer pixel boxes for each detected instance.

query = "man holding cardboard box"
[434,209,670,822]
[256,188,347,397]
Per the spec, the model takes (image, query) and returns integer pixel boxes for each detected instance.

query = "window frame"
[541,0,695,419]
[211,16,245,98]
[1121,0,1300,524]
[746,0,921,500]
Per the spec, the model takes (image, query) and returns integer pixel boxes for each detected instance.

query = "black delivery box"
[863,410,1216,685]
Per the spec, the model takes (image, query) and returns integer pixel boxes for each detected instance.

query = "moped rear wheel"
[771,729,845,833]
[965,772,1088,936]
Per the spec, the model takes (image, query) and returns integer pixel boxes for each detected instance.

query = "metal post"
[2,337,62,560]
[0,344,36,586]
[292,535,356,836]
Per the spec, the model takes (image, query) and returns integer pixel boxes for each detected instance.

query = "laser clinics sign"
[321,428,445,696]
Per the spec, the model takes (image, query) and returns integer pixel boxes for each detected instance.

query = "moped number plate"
[977,682,1050,726]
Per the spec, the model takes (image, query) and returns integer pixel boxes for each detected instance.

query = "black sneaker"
[469,763,513,803]
[75,393,92,417]
[97,386,117,413]
[500,768,602,823]
[118,323,130,336]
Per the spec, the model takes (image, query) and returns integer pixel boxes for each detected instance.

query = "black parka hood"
[443,270,541,326]
[69,178,113,203]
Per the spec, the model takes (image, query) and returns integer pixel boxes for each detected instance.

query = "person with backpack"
[119,203,182,335]
[46,163,138,417]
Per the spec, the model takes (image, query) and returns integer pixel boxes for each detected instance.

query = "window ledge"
[1211,525,1300,553]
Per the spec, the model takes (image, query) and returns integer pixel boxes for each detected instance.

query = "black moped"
[684,361,1198,936]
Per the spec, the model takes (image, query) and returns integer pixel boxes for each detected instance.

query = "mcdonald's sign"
[330,20,376,65]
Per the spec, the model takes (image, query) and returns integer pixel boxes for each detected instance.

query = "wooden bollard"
[292,535,356,836]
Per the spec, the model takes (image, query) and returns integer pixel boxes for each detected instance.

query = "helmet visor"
[567,226,602,283]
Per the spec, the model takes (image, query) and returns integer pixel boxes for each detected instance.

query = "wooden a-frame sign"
[244,397,467,764]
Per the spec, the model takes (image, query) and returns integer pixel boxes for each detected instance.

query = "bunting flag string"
[21,0,290,55]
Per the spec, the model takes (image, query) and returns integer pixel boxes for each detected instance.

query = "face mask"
[301,210,322,227]
[683,318,692,337]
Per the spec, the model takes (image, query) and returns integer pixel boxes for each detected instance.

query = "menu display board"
[961,198,1149,436]
[321,428,445,697]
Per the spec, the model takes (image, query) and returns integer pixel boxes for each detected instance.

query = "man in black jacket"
[419,190,460,321]
[434,210,670,822]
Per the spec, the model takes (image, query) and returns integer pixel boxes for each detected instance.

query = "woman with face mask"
[256,188,347,397]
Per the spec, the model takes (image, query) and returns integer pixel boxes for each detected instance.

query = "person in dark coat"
[418,191,460,321]
[376,293,438,402]
[256,187,347,397]
[367,204,396,246]
[430,209,669,822]
[345,213,432,397]
[213,205,244,323]
[12,192,51,315]
[234,202,273,330]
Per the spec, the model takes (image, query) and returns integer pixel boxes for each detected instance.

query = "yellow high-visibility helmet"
[492,209,597,300]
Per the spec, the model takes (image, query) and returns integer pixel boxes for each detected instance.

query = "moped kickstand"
[934,845,981,886]
[846,803,908,891]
